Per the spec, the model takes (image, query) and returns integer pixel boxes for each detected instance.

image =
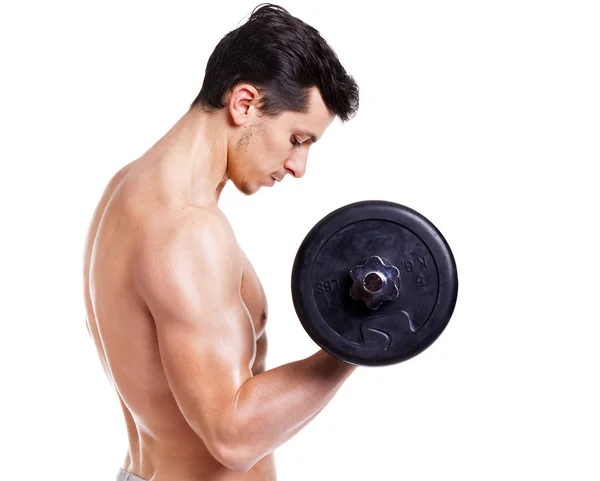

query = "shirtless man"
[83,5,359,480]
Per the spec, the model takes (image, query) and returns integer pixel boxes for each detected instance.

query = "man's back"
[83,159,275,481]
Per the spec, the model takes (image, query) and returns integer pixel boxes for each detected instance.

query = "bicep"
[154,297,255,442]
[136,218,256,447]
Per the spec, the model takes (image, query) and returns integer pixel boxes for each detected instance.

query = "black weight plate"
[291,200,458,366]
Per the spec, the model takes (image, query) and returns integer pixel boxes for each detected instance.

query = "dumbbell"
[291,200,458,366]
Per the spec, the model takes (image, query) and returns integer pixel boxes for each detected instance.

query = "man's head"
[190,3,360,195]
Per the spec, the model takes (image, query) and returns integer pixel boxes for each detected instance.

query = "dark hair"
[190,4,359,122]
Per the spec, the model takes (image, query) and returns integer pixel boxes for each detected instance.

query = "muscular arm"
[136,210,356,472]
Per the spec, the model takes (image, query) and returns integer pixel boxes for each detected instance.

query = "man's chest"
[240,251,268,339]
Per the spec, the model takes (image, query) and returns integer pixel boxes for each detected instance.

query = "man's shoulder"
[133,204,244,308]
[175,205,237,247]
[137,204,240,262]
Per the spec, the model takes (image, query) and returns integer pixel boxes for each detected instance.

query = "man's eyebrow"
[296,130,318,143]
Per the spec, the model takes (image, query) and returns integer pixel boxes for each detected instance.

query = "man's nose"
[286,152,308,179]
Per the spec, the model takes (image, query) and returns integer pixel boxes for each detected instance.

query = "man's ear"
[228,83,261,127]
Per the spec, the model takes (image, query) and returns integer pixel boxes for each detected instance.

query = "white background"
[1,0,599,479]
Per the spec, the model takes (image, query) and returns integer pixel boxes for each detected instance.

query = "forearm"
[284,400,328,440]
[230,348,357,465]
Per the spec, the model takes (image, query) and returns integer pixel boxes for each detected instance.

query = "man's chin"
[235,180,259,196]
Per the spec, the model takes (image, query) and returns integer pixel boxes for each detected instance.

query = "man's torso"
[83,161,275,481]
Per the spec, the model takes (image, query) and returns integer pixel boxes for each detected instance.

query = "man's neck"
[147,107,231,206]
